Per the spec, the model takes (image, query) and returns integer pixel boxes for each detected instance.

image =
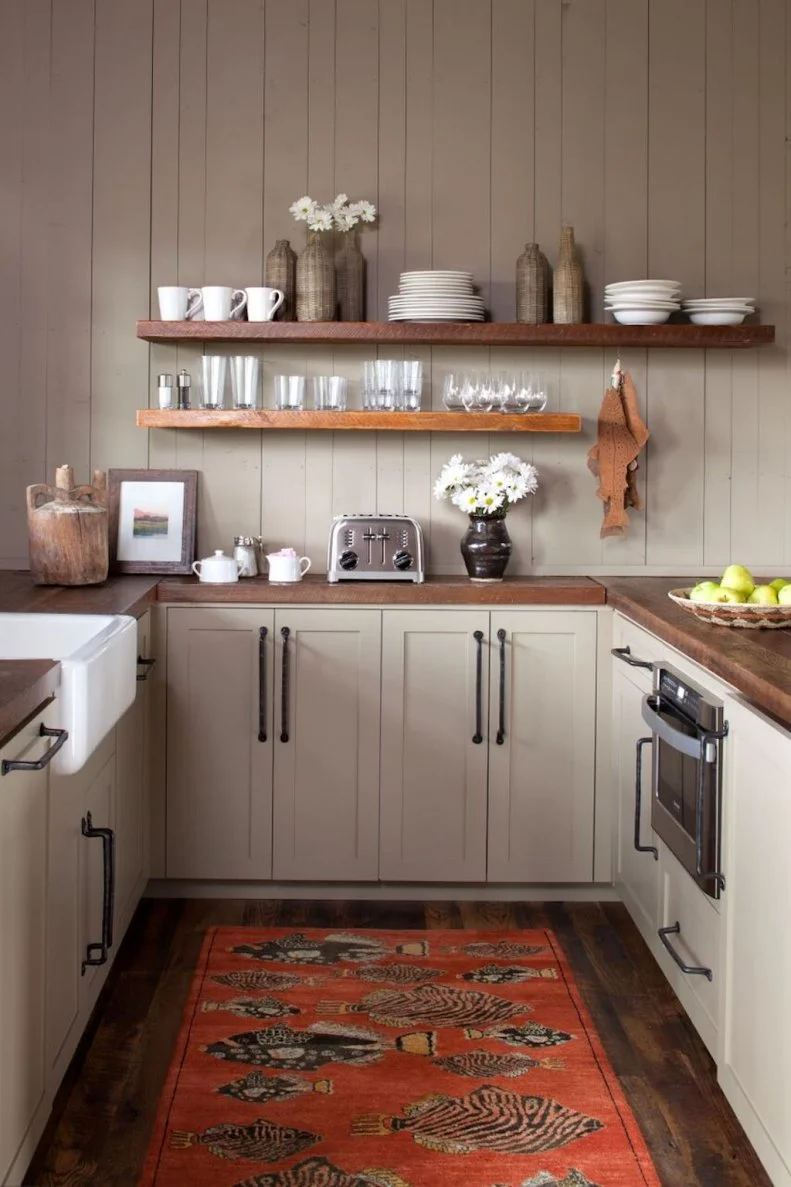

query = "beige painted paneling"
[2,0,791,575]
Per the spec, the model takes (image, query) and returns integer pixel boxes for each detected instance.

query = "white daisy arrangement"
[434,452,539,517]
[289,193,377,234]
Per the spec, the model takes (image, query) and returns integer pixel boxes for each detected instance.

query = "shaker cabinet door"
[166,608,274,880]
[487,611,597,882]
[379,610,489,882]
[272,609,381,881]
[114,610,152,934]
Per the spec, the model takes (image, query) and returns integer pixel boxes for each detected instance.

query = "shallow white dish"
[400,270,472,280]
[605,299,680,310]
[682,297,754,307]
[605,279,681,291]
[389,312,484,322]
[610,308,673,325]
[687,310,748,326]
[605,289,680,302]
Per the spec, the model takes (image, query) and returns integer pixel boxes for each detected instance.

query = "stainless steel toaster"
[327,514,425,582]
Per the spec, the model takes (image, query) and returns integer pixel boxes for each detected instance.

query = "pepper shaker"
[176,369,192,410]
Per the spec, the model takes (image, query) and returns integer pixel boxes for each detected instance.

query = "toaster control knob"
[393,550,413,571]
[339,550,359,571]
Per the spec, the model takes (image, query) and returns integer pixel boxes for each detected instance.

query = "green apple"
[778,585,791,606]
[721,589,747,604]
[720,564,755,599]
[689,582,724,603]
[770,578,790,593]
[748,585,779,606]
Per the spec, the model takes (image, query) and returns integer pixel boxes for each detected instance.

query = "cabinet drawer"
[659,843,721,1056]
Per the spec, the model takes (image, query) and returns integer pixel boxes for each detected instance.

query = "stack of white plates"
[681,297,755,326]
[388,271,484,322]
[604,279,682,325]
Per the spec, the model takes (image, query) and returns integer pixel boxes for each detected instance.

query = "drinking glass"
[230,356,260,409]
[274,374,306,410]
[459,373,480,411]
[313,375,347,410]
[442,373,464,411]
[400,359,423,411]
[363,359,400,410]
[477,373,497,412]
[526,371,548,411]
[201,355,227,409]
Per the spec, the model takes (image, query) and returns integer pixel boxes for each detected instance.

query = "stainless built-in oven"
[640,663,728,900]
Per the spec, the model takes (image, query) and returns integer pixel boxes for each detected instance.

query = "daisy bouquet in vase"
[434,452,539,582]
[289,194,377,321]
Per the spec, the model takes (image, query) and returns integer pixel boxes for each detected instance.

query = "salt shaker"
[233,535,260,577]
[157,373,173,409]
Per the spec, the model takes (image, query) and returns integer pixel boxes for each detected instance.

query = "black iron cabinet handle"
[81,811,115,974]
[258,627,268,742]
[1,724,68,775]
[496,629,506,745]
[280,626,290,743]
[136,656,156,682]
[658,922,713,981]
[472,630,484,744]
[612,645,653,671]
[635,736,659,858]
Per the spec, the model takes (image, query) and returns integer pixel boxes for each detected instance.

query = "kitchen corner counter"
[155,574,606,605]
[0,660,60,748]
[0,572,160,618]
[600,577,791,727]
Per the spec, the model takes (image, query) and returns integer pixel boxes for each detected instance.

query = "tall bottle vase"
[552,225,584,324]
[296,232,336,322]
[460,514,513,582]
[265,239,297,320]
[335,230,365,321]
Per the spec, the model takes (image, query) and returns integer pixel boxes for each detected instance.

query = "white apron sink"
[0,613,137,774]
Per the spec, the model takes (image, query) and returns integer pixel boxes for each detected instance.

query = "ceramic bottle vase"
[296,232,336,322]
[460,514,513,582]
[335,231,365,321]
[265,239,297,320]
[516,242,549,323]
[553,226,584,324]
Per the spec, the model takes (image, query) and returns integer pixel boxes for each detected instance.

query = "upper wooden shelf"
[136,409,582,433]
[136,319,775,348]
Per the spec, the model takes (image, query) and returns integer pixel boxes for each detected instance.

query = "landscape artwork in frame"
[108,469,198,574]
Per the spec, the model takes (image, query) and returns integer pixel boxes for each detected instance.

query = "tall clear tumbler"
[201,355,227,409]
[230,356,260,409]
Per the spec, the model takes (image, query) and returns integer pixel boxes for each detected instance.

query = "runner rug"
[141,927,661,1187]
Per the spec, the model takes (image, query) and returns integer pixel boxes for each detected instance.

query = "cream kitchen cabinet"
[379,609,597,883]
[115,610,153,935]
[166,607,381,882]
[718,698,791,1187]
[0,708,61,1187]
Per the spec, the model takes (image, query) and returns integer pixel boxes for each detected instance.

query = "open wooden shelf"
[136,409,582,433]
[136,319,774,348]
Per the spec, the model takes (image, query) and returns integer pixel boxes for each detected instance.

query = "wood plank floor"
[26,898,770,1187]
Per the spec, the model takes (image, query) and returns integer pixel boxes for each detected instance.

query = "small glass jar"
[233,535,260,577]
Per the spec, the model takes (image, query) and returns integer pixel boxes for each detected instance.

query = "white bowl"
[687,310,748,326]
[605,279,681,292]
[605,299,680,310]
[681,297,754,307]
[611,308,673,325]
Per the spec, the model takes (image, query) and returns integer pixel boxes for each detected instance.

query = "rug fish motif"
[231,932,428,966]
[459,963,559,984]
[320,983,529,1028]
[169,1117,319,1162]
[203,1021,435,1070]
[231,1158,411,1187]
[352,1084,603,1155]
[433,1050,564,1078]
[141,927,663,1187]
[217,1072,334,1105]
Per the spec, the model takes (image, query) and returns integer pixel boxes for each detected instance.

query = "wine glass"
[442,373,464,410]
[460,373,480,411]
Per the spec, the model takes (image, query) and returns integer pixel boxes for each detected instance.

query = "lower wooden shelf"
[136,409,582,432]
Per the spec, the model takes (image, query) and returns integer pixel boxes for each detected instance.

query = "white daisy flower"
[307,206,334,232]
[488,451,523,473]
[332,193,349,210]
[478,490,505,513]
[289,195,317,221]
[452,488,480,512]
[519,462,539,493]
[353,200,377,223]
[335,210,357,232]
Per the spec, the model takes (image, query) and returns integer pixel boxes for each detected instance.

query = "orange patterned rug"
[141,927,661,1186]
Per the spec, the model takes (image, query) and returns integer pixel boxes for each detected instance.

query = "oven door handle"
[641,694,704,760]
[635,737,659,859]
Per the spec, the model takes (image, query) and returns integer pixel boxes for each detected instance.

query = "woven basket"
[296,232,336,322]
[516,243,548,324]
[553,225,584,324]
[335,231,365,321]
[265,239,297,320]
[668,588,791,629]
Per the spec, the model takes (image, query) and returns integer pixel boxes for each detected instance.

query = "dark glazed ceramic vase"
[460,514,512,582]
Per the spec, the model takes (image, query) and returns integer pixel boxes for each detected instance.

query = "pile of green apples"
[688,565,791,606]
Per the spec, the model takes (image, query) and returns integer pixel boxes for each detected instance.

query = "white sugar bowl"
[192,549,243,583]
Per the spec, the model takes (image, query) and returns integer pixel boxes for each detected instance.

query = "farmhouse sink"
[0,613,137,774]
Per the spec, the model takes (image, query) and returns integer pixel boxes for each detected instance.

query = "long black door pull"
[280,626,290,743]
[472,630,484,744]
[81,811,115,973]
[258,627,268,742]
[496,628,506,744]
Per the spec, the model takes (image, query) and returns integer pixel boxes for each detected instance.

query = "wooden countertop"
[0,661,60,748]
[601,577,791,727]
[155,574,606,605]
[0,571,160,618]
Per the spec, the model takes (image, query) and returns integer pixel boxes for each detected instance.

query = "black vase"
[460,514,512,582]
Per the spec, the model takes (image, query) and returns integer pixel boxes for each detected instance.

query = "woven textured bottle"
[335,231,365,321]
[265,239,297,320]
[296,232,336,322]
[553,226,584,324]
[516,243,548,324]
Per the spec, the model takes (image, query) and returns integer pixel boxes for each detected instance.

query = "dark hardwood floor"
[26,898,769,1187]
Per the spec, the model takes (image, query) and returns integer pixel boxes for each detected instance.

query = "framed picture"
[108,469,198,574]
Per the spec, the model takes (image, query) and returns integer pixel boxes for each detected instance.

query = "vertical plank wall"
[1,0,789,575]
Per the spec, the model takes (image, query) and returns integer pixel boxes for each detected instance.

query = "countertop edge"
[0,661,60,750]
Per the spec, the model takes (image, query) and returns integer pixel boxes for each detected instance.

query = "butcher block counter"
[601,577,791,728]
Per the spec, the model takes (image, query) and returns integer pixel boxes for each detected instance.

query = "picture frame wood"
[108,469,198,574]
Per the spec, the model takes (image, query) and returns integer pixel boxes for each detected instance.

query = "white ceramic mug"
[246,287,285,322]
[265,553,311,583]
[158,285,203,320]
[192,549,244,583]
[202,286,247,320]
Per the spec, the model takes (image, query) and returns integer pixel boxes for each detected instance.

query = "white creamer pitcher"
[265,549,311,583]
